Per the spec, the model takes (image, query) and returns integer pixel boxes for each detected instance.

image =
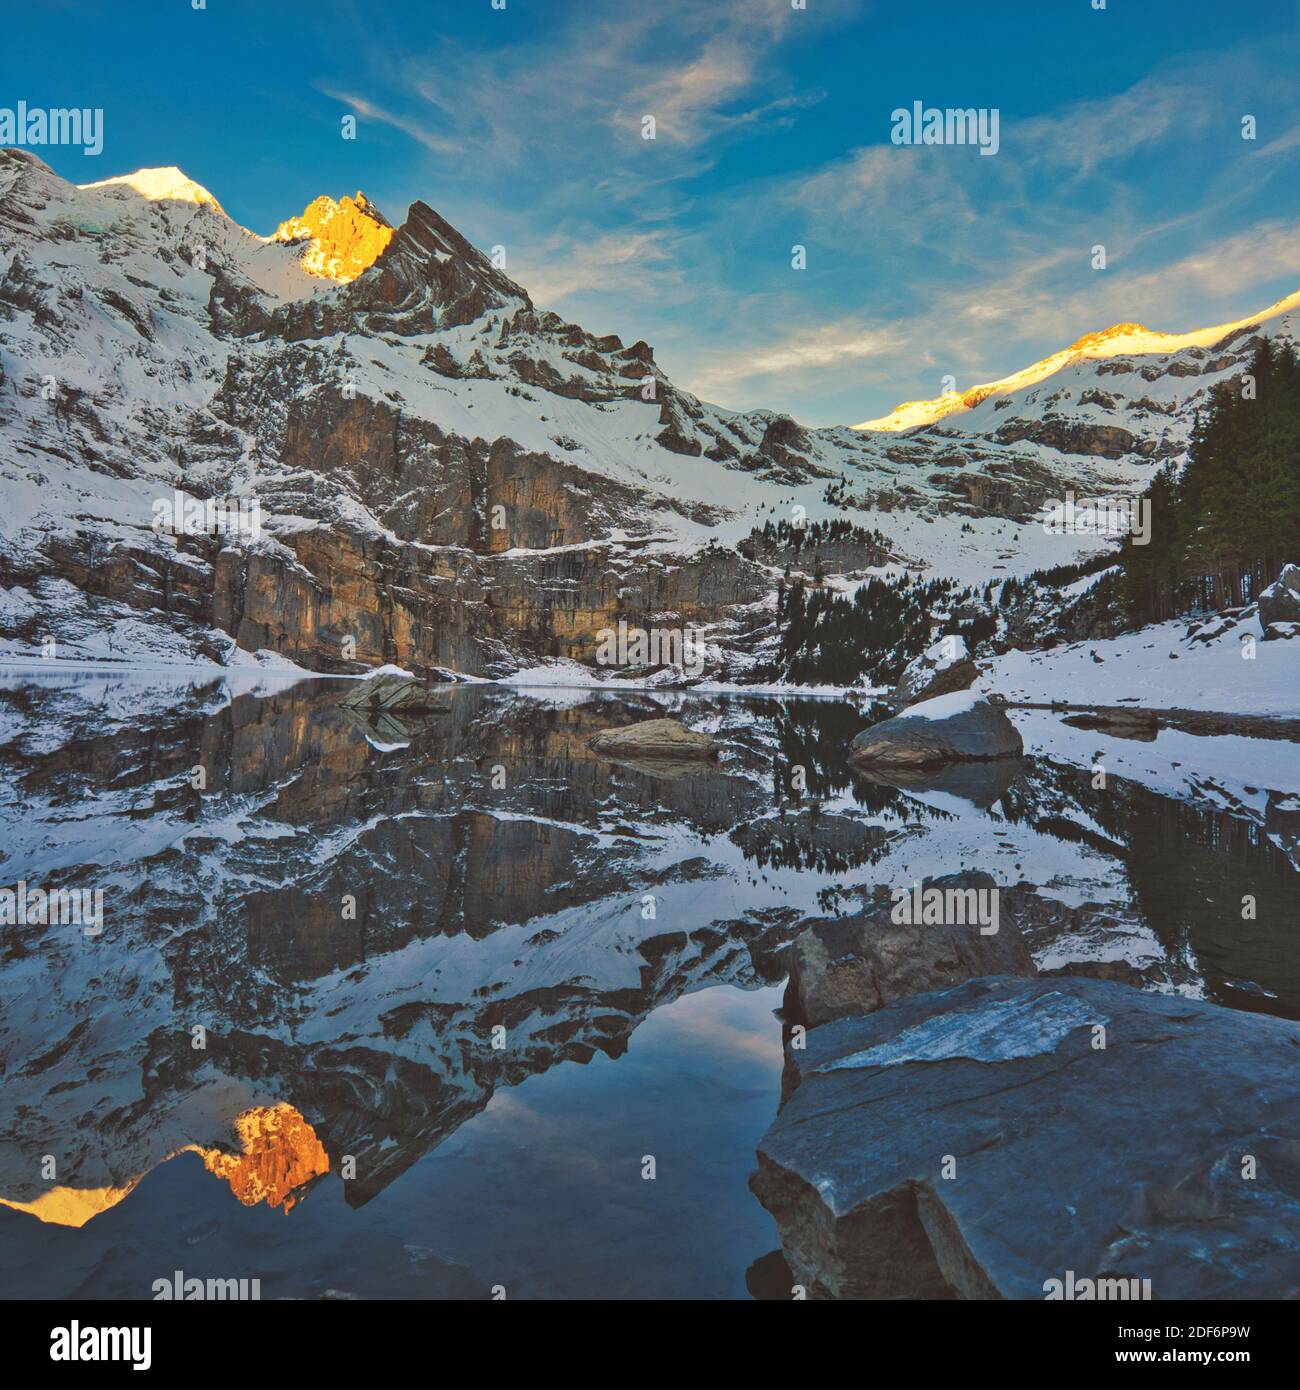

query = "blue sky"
[10,0,1300,425]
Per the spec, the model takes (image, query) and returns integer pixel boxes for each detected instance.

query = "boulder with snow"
[1259,564,1300,627]
[887,634,977,711]
[848,692,1022,767]
[338,669,451,716]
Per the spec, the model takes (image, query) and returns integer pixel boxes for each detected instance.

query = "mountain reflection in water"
[0,671,1295,1298]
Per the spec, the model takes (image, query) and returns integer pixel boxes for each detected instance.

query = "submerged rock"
[589,718,719,761]
[784,872,1036,1030]
[1060,706,1159,741]
[752,976,1300,1299]
[848,692,1022,767]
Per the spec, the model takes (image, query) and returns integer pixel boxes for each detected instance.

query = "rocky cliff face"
[1,148,1296,675]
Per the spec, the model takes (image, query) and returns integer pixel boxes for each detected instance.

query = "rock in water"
[751,976,1300,1299]
[338,673,448,715]
[784,872,1036,1030]
[1060,707,1159,740]
[589,718,719,760]
[848,692,1022,767]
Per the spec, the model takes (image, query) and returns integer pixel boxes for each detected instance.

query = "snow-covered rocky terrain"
[3,149,1297,683]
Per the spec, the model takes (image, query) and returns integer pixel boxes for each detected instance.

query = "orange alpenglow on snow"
[854,288,1300,432]
[0,1181,142,1228]
[274,192,394,282]
[0,1103,330,1227]
[192,1103,330,1212]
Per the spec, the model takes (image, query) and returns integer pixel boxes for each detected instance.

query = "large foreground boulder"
[784,872,1036,1030]
[751,976,1300,1299]
[589,718,719,760]
[1259,563,1300,627]
[849,692,1022,767]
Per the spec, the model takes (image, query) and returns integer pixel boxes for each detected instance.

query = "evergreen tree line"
[998,550,1117,606]
[1117,340,1300,621]
[746,517,891,555]
[768,573,967,687]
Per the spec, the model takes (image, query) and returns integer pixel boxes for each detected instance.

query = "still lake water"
[1,671,1296,1298]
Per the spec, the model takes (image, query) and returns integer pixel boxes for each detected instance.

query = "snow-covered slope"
[982,612,1300,718]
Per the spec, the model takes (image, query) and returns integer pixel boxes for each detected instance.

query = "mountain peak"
[78,166,224,213]
[856,289,1300,433]
[273,191,394,283]
[1066,320,1150,351]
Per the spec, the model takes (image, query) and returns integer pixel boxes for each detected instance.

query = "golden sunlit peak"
[0,1104,329,1230]
[189,1103,330,1213]
[273,192,394,283]
[79,166,224,212]
[854,288,1300,433]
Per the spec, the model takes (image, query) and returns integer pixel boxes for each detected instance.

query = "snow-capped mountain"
[855,293,1300,435]
[0,149,1295,676]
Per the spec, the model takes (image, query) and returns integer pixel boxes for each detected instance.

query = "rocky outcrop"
[849,694,1023,767]
[273,193,394,283]
[194,1103,330,1212]
[1259,563,1300,627]
[783,872,1035,1030]
[752,976,1300,1299]
[888,635,977,710]
[994,417,1150,459]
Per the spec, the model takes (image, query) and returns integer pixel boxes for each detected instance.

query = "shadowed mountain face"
[0,672,1295,1297]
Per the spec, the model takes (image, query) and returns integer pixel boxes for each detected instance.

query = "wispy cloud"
[519,229,684,308]
[690,317,900,395]
[319,87,461,157]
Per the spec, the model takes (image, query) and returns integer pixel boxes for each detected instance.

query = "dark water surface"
[0,671,1296,1298]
